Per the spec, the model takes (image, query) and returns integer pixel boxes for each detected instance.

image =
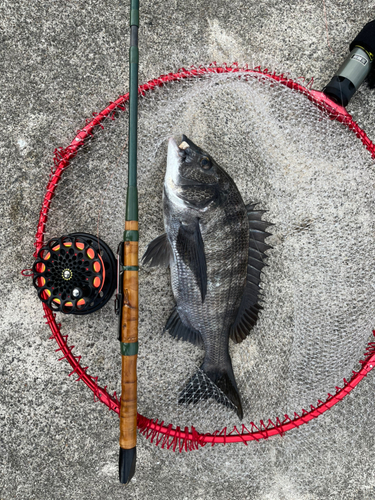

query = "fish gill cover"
[41,69,375,460]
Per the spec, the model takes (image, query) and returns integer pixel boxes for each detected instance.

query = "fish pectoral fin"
[142,233,173,268]
[164,306,203,347]
[230,203,272,344]
[178,365,243,420]
[176,220,207,302]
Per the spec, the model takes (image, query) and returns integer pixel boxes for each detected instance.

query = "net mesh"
[38,67,375,444]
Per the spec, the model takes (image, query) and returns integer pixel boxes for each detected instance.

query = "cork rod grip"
[119,221,138,483]
[119,221,138,484]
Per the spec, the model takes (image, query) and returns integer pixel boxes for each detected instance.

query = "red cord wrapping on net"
[35,64,375,450]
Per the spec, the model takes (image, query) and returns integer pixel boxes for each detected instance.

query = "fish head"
[165,135,227,211]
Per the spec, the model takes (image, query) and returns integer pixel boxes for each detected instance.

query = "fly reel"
[33,233,116,315]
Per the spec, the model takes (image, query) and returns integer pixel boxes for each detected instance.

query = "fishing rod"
[117,0,139,485]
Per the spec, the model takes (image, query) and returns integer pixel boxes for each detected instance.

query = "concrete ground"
[1,1,375,499]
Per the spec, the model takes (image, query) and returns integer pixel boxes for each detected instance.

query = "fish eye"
[201,157,212,170]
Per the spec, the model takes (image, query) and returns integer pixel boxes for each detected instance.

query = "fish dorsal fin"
[230,203,272,344]
[142,233,173,268]
[176,220,207,302]
[164,306,203,347]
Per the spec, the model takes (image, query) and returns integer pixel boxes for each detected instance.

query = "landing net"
[34,65,375,452]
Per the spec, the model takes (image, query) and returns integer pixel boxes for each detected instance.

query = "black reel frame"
[33,233,116,315]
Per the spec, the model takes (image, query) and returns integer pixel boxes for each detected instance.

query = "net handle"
[323,19,375,106]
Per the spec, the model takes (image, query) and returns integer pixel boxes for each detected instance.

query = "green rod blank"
[126,0,139,221]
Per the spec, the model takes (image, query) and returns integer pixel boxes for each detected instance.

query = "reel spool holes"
[33,233,116,314]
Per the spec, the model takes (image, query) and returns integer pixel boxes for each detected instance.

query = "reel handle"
[323,19,375,106]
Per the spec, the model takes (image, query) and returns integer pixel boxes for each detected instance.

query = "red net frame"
[34,64,375,450]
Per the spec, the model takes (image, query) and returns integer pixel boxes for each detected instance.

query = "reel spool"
[33,233,116,315]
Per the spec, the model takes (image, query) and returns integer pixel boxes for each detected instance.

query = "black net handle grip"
[350,19,375,56]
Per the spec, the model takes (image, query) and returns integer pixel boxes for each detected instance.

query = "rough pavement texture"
[1,1,375,499]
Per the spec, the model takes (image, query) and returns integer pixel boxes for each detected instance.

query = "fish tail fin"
[178,361,243,420]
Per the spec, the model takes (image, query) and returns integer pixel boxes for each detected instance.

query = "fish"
[142,135,271,419]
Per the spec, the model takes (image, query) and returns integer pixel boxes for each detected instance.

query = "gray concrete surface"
[1,1,375,499]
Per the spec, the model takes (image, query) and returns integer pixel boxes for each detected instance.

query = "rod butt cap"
[119,447,136,485]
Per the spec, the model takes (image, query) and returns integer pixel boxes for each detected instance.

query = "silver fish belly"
[143,135,271,419]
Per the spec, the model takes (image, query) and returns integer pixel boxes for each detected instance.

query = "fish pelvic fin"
[164,306,203,347]
[142,233,173,268]
[178,361,243,420]
[230,203,272,344]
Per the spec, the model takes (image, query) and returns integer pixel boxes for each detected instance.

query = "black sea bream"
[143,136,271,419]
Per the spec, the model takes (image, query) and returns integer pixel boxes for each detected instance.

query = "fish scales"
[167,190,249,364]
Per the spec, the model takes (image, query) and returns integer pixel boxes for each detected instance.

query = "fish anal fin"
[176,220,207,302]
[164,307,203,347]
[142,233,173,268]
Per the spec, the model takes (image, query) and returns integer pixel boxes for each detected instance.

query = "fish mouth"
[179,138,190,152]
[166,136,192,185]
[166,137,182,182]
[164,137,185,206]
[174,135,204,156]
[180,135,210,157]
[168,135,204,161]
